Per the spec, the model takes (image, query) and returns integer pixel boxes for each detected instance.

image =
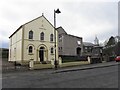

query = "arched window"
[40,32,44,41]
[29,31,33,39]
[50,34,53,42]
[29,46,33,53]
[51,47,54,54]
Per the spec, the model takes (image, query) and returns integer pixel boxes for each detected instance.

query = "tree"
[106,36,115,46]
[103,36,116,56]
[114,41,120,55]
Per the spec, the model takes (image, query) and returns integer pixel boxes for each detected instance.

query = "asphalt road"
[2,62,119,88]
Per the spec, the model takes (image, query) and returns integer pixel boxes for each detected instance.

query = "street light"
[54,8,61,69]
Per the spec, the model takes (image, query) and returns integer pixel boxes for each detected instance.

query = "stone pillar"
[29,59,34,70]
[51,59,54,68]
[87,56,91,64]
[58,57,62,67]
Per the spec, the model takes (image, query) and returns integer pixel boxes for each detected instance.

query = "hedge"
[59,55,87,63]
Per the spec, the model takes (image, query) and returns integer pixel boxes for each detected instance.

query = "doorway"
[76,47,81,56]
[39,47,45,62]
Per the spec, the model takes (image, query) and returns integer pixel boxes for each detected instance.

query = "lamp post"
[54,8,61,69]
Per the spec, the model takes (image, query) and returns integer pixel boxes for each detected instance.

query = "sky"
[0,0,119,48]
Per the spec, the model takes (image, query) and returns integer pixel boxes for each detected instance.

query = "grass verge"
[33,61,89,70]
[60,61,90,68]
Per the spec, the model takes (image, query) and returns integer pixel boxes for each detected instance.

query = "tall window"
[51,47,54,54]
[40,32,44,41]
[29,46,33,53]
[29,31,33,39]
[50,34,53,42]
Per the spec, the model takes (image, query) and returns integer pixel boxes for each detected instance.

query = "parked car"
[115,56,120,62]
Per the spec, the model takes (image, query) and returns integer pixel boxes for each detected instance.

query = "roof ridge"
[9,14,54,38]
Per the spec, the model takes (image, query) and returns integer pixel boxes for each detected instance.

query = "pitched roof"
[9,15,54,38]
[56,27,82,39]
[67,34,82,39]
[56,26,67,34]
[83,42,94,46]
[9,25,23,38]
[24,15,54,28]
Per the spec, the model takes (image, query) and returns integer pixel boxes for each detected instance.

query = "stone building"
[9,14,58,64]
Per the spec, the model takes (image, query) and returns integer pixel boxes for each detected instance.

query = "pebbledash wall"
[9,14,58,64]
[57,27,83,56]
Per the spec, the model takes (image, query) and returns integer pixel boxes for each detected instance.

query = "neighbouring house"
[57,27,83,56]
[8,14,59,65]
[83,42,94,56]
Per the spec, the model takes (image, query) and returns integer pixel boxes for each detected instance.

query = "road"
[2,62,119,88]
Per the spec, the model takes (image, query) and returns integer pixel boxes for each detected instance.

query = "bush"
[90,57,102,64]
[109,56,115,61]
[60,55,87,63]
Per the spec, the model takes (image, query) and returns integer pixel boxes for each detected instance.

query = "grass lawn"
[60,61,89,68]
[33,64,53,70]
[33,61,89,70]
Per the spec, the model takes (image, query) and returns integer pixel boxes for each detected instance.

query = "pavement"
[2,61,118,88]
[2,61,119,74]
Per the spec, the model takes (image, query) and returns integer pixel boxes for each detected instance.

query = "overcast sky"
[0,0,119,48]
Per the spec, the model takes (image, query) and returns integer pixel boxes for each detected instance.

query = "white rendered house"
[9,14,58,65]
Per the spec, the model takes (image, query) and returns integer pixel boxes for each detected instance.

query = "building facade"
[9,15,58,64]
[83,42,94,56]
[57,27,83,56]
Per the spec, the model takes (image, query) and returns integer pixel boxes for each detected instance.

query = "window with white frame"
[77,41,81,45]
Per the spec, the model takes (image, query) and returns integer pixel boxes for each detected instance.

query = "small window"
[50,34,53,42]
[40,32,44,41]
[14,48,16,56]
[29,31,33,39]
[77,41,81,45]
[59,47,60,50]
[85,47,87,49]
[51,47,54,54]
[29,46,33,53]
[59,34,61,38]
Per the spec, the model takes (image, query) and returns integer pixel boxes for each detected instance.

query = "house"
[9,14,58,65]
[57,27,83,56]
[83,42,94,56]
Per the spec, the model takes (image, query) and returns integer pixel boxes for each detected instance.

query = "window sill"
[51,53,54,55]
[28,53,34,55]
[50,41,54,43]
[29,39,34,41]
[40,40,45,42]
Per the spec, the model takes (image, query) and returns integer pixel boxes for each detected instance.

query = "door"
[39,47,44,62]
[77,47,81,56]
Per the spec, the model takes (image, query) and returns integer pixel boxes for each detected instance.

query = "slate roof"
[83,42,94,46]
